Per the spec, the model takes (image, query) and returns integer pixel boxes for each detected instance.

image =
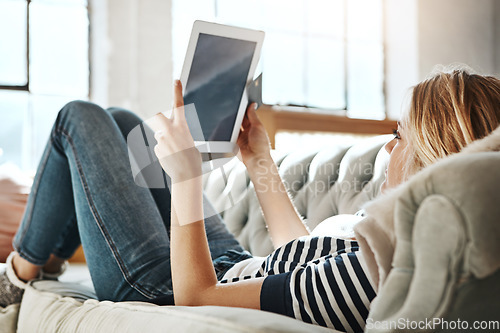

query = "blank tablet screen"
[184,33,257,142]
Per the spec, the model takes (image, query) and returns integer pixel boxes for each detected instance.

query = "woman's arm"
[245,153,309,249]
[153,80,263,307]
[238,106,309,249]
[169,179,264,307]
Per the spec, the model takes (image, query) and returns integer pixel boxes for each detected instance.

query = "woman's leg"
[13,101,244,303]
[13,101,174,302]
[107,107,245,260]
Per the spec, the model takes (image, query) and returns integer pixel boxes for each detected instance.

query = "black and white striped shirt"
[220,236,376,332]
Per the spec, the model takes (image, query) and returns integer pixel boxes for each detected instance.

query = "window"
[0,0,89,170]
[172,0,385,120]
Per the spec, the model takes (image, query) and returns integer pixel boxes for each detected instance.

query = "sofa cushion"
[0,304,19,333]
[17,280,338,333]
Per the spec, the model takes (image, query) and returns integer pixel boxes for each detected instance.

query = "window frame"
[211,0,387,117]
[0,0,29,91]
[0,0,91,170]
[0,0,91,98]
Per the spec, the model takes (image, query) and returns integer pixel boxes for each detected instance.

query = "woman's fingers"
[154,129,164,142]
[173,80,184,107]
[173,80,186,122]
[241,103,257,129]
[247,103,260,124]
[146,112,171,135]
[241,112,250,130]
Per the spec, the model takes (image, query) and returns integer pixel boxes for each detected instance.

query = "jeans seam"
[13,134,55,264]
[59,127,157,299]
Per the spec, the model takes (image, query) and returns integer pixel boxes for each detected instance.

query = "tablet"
[180,20,265,156]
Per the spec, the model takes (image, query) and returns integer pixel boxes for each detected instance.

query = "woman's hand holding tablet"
[180,21,265,156]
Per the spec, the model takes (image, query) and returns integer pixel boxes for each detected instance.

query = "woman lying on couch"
[1,67,499,332]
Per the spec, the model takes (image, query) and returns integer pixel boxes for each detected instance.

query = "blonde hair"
[402,66,500,178]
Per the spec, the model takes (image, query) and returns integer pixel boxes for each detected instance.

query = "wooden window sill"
[256,105,397,148]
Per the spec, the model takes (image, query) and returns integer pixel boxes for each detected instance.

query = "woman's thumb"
[247,103,260,123]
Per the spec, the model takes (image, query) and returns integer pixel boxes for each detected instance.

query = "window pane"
[216,0,265,30]
[172,0,385,116]
[0,0,27,86]
[306,38,345,109]
[347,42,385,119]
[29,0,89,96]
[30,95,83,169]
[261,32,305,106]
[171,0,215,78]
[0,93,85,170]
[346,0,384,119]
[262,0,305,34]
[0,90,29,167]
[306,0,344,39]
[347,0,383,42]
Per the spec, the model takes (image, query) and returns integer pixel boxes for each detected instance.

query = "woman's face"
[381,122,409,193]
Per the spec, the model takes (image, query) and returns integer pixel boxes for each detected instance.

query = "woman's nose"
[385,139,396,154]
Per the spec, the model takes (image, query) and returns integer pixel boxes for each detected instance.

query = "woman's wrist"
[243,152,273,171]
[171,175,204,226]
[245,154,279,187]
[169,163,202,184]
[157,146,202,184]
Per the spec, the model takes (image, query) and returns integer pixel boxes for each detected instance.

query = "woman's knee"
[108,107,144,138]
[58,100,110,125]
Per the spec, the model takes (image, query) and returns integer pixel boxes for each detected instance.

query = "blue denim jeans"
[13,101,245,303]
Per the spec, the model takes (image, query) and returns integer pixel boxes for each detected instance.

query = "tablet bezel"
[180,20,265,153]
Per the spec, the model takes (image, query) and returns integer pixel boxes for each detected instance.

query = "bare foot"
[11,252,41,282]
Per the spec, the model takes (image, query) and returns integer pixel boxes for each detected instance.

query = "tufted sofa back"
[203,135,392,256]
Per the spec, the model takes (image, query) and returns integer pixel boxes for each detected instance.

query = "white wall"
[384,0,499,120]
[417,0,496,79]
[495,0,500,75]
[90,0,173,119]
[384,0,420,120]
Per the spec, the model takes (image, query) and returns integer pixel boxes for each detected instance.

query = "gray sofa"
[2,131,499,332]
[363,151,500,333]
[1,134,390,332]
[203,134,391,257]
